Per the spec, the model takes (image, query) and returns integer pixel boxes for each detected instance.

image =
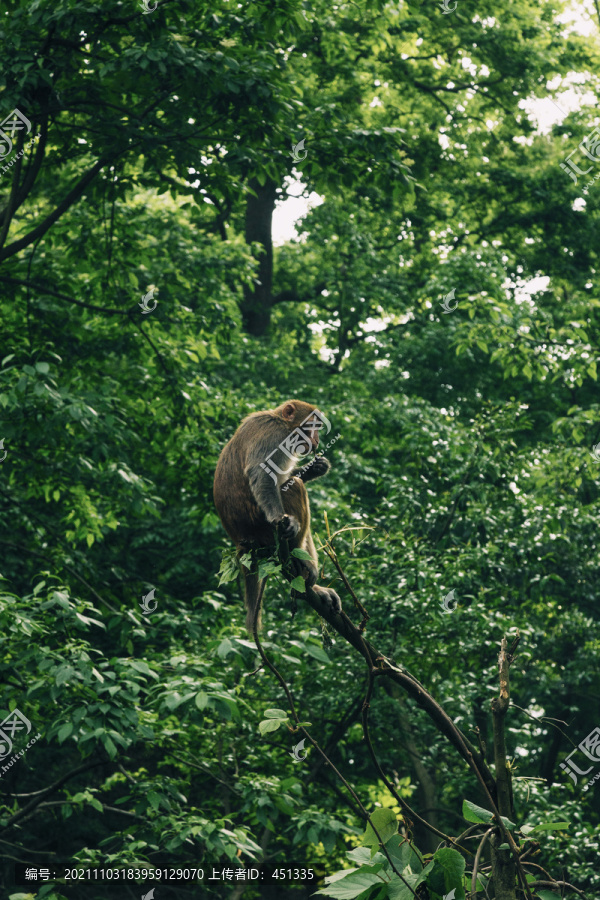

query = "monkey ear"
[280,403,296,421]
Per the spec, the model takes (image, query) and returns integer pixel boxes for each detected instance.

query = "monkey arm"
[295,456,331,483]
[246,462,287,522]
[245,462,300,542]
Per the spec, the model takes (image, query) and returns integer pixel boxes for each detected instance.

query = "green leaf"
[423,845,464,896]
[387,874,421,900]
[264,708,288,718]
[290,576,306,592]
[258,718,285,735]
[314,868,386,898]
[258,559,282,580]
[101,734,118,759]
[147,791,161,811]
[218,549,239,585]
[217,638,234,658]
[305,644,330,663]
[238,552,253,571]
[462,799,515,830]
[384,834,423,874]
[57,723,73,743]
[195,691,209,710]
[363,807,398,852]
[520,821,570,834]
[128,660,159,679]
[291,548,312,559]
[55,665,76,686]
[75,611,104,628]
[463,799,493,823]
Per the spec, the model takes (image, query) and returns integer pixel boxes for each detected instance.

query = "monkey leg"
[288,553,318,586]
[301,530,341,613]
[312,584,342,615]
[281,479,341,613]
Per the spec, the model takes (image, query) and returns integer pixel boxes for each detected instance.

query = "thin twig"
[251,547,417,896]
[361,665,473,856]
[471,828,492,899]
[0,760,105,833]
[530,881,587,899]
[0,540,118,613]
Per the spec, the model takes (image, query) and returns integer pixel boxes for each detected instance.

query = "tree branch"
[0,157,109,262]
[1,276,132,316]
[294,575,534,900]
[0,760,105,833]
[0,128,26,251]
[0,540,119,613]
[13,115,49,216]
[298,582,496,792]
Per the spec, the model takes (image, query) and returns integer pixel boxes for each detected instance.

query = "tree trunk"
[241,177,277,335]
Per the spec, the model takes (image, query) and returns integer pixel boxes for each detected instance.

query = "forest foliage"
[0,0,599,898]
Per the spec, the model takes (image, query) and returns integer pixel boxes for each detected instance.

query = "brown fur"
[213,400,341,632]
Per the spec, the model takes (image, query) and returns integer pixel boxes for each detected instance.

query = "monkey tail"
[242,568,267,635]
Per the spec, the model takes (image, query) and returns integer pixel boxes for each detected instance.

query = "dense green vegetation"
[1,0,599,898]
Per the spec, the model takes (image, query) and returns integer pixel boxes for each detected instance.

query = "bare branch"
[1,276,132,316]
[0,761,105,833]
[0,157,109,262]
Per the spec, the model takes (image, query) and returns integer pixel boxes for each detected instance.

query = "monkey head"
[275,400,329,453]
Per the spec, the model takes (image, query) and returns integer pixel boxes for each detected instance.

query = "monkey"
[213,400,342,633]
